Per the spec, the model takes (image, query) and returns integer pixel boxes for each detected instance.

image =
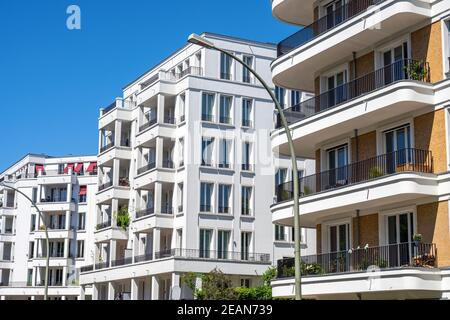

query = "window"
[201,137,214,166]
[179,138,185,167]
[30,214,36,232]
[241,186,252,216]
[325,70,347,108]
[240,278,251,288]
[386,212,415,266]
[329,223,349,253]
[242,56,253,83]
[29,242,34,259]
[326,144,348,188]
[76,240,85,258]
[241,232,251,260]
[381,42,408,85]
[49,241,65,258]
[78,213,86,230]
[275,86,285,107]
[325,0,345,29]
[200,182,213,212]
[220,52,232,80]
[291,90,301,107]
[49,214,66,230]
[176,229,183,249]
[275,168,287,194]
[177,183,184,213]
[218,184,231,214]
[242,142,252,171]
[27,269,33,286]
[219,139,232,169]
[275,224,285,241]
[199,229,212,258]
[291,227,305,243]
[202,93,215,122]
[179,94,186,122]
[242,98,252,127]
[219,96,232,124]
[217,230,231,259]
[384,124,411,173]
[32,188,38,203]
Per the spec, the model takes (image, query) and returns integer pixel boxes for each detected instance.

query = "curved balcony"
[272,149,436,226]
[272,60,432,157]
[272,0,315,26]
[272,0,431,90]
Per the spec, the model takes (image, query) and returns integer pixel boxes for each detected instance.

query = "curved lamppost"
[187,34,303,300]
[0,182,49,300]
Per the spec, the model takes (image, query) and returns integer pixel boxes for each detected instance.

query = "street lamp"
[187,34,303,300]
[0,182,50,300]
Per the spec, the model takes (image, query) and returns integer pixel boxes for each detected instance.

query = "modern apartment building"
[0,154,98,300]
[270,0,450,299]
[78,32,315,300]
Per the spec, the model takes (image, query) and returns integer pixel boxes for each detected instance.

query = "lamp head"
[187,34,215,49]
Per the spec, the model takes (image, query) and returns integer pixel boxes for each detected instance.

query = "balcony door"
[326,70,347,109]
[326,0,345,30]
[387,212,414,267]
[328,223,350,273]
[382,42,408,85]
[384,124,411,173]
[326,144,348,189]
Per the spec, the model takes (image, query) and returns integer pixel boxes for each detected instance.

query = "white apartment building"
[79,32,315,300]
[270,0,450,299]
[0,154,98,300]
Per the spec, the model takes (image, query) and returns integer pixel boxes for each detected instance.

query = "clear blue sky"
[0,0,297,172]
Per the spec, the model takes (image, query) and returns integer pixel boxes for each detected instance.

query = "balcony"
[272,60,433,157]
[135,207,155,219]
[101,99,135,117]
[272,0,431,90]
[98,181,113,192]
[98,139,132,167]
[273,243,440,299]
[271,0,315,26]
[139,117,157,132]
[137,162,156,175]
[37,199,74,212]
[273,149,436,225]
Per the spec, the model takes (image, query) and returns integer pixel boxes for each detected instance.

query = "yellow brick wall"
[417,201,450,267]
[351,131,377,162]
[316,224,322,254]
[349,51,375,80]
[411,21,444,83]
[414,109,447,174]
[352,213,379,248]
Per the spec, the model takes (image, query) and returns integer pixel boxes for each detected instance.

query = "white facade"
[0,154,98,300]
[79,33,315,300]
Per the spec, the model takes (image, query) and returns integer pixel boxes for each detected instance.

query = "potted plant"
[114,206,130,231]
[413,233,423,246]
[368,166,384,179]
[404,60,428,81]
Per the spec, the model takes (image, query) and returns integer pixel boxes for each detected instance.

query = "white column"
[79,285,86,300]
[109,240,117,265]
[67,181,73,203]
[152,228,161,259]
[114,120,122,146]
[62,266,68,286]
[171,273,181,300]
[151,276,160,300]
[132,233,139,262]
[93,283,99,300]
[113,159,120,187]
[131,278,139,300]
[156,137,164,168]
[65,210,71,230]
[157,94,165,123]
[111,198,119,227]
[108,282,116,300]
[64,238,70,258]
[155,182,162,214]
[98,129,103,153]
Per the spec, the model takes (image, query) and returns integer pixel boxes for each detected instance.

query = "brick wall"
[352,213,379,248]
[349,51,375,80]
[316,224,322,254]
[350,131,377,162]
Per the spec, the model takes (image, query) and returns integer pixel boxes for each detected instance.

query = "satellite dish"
[171,286,181,300]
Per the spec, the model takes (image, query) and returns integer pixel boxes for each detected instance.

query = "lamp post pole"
[187,34,302,300]
[0,182,49,300]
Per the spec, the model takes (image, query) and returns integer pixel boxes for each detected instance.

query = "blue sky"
[0,0,297,172]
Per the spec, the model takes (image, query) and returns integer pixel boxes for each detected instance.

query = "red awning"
[79,186,87,196]
[74,163,84,173]
[35,164,44,173]
[86,162,97,173]
[64,163,75,173]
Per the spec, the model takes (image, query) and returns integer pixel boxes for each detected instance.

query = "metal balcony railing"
[96,219,112,230]
[276,242,437,279]
[100,141,115,153]
[276,148,433,202]
[137,162,156,175]
[135,207,155,219]
[276,59,430,128]
[139,117,157,132]
[98,181,113,192]
[162,160,174,169]
[277,0,388,57]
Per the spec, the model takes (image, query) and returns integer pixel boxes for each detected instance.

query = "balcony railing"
[161,205,173,215]
[96,220,112,230]
[139,117,157,132]
[135,207,155,219]
[277,0,388,57]
[100,141,115,153]
[277,242,437,279]
[80,248,271,273]
[162,159,174,169]
[276,148,433,202]
[102,99,136,116]
[137,162,156,175]
[276,59,430,128]
[164,116,176,125]
[200,204,212,213]
[140,67,203,90]
[98,181,113,192]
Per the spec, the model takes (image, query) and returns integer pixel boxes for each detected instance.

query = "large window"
[384,124,411,173]
[199,229,212,258]
[200,182,214,212]
[202,93,215,122]
[242,98,252,127]
[326,144,348,188]
[241,232,252,260]
[219,139,232,169]
[275,86,285,107]
[275,224,285,241]
[220,52,232,80]
[201,137,214,167]
[241,186,252,216]
[218,184,231,214]
[275,168,287,194]
[386,212,415,266]
[242,142,252,171]
[76,240,85,258]
[219,96,232,124]
[78,213,86,230]
[329,223,349,253]
[217,230,231,259]
[242,55,253,83]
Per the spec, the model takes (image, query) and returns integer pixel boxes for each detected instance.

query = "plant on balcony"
[119,177,130,187]
[413,253,436,268]
[114,207,130,231]
[38,225,46,231]
[413,233,423,243]
[282,262,324,277]
[368,166,384,179]
[303,185,312,196]
[404,60,428,81]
